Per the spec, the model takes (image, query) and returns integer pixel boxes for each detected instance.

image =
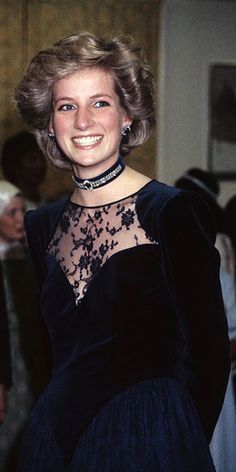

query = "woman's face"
[0,196,25,243]
[50,67,131,178]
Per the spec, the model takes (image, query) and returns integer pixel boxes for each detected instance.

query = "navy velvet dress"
[17,180,230,471]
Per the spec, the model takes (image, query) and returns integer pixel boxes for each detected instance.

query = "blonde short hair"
[14,32,156,170]
[0,180,21,215]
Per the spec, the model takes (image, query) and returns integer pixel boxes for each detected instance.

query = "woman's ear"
[48,119,56,141]
[123,114,133,128]
[121,117,133,136]
[48,116,54,134]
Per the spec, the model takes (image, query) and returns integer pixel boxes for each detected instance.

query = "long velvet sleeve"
[24,210,54,380]
[24,197,68,293]
[24,211,46,293]
[158,191,230,441]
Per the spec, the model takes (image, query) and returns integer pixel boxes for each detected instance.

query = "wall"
[158,0,236,205]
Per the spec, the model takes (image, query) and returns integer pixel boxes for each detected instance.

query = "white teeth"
[73,135,102,146]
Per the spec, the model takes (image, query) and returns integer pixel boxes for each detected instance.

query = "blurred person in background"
[0,268,11,426]
[1,131,47,210]
[225,194,236,399]
[0,180,51,472]
[225,194,236,262]
[175,168,236,472]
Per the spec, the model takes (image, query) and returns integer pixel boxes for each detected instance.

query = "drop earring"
[48,132,56,141]
[121,124,131,136]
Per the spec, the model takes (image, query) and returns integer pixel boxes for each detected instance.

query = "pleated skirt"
[17,377,215,472]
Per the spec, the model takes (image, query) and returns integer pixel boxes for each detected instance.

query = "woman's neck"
[70,166,151,207]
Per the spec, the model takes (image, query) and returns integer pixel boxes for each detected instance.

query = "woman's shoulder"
[25,196,68,224]
[137,179,215,242]
[138,179,181,204]
[24,196,68,247]
[138,178,212,215]
[135,179,181,240]
[136,179,184,221]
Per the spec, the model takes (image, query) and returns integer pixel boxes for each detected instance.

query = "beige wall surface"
[0,0,160,200]
[158,0,236,205]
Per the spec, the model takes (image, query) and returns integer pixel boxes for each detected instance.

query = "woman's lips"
[72,135,103,147]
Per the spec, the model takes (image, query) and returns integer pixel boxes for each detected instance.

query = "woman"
[14,32,230,471]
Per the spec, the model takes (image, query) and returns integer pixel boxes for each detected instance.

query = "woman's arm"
[24,210,47,292]
[159,191,230,441]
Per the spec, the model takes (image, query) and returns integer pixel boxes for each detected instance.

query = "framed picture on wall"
[208,63,236,179]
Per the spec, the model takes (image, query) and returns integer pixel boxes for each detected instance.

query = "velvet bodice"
[24,179,230,465]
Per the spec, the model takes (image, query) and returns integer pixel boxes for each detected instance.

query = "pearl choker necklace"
[72,157,125,191]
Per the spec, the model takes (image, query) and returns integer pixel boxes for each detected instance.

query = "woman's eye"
[58,104,75,111]
[93,101,110,108]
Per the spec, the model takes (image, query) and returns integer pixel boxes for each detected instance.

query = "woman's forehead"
[53,67,115,95]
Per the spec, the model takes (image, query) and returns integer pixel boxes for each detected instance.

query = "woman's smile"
[72,134,103,149]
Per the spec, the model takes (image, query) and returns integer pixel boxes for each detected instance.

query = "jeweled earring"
[121,124,131,136]
[48,132,56,141]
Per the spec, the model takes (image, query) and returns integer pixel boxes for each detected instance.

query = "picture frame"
[208,63,236,180]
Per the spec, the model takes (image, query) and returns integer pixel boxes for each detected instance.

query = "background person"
[1,131,47,210]
[225,194,236,266]
[0,180,51,471]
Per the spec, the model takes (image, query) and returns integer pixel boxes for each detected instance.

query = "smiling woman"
[13,32,229,471]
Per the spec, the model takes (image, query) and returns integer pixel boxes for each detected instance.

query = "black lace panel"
[47,194,158,304]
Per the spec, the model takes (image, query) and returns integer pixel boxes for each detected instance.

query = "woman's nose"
[74,107,93,130]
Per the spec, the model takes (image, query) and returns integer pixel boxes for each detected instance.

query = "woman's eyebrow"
[54,93,113,104]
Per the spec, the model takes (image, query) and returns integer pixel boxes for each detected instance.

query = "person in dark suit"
[0,264,11,424]
[0,180,51,471]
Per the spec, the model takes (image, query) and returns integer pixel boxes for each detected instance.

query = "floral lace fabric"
[47,194,158,304]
